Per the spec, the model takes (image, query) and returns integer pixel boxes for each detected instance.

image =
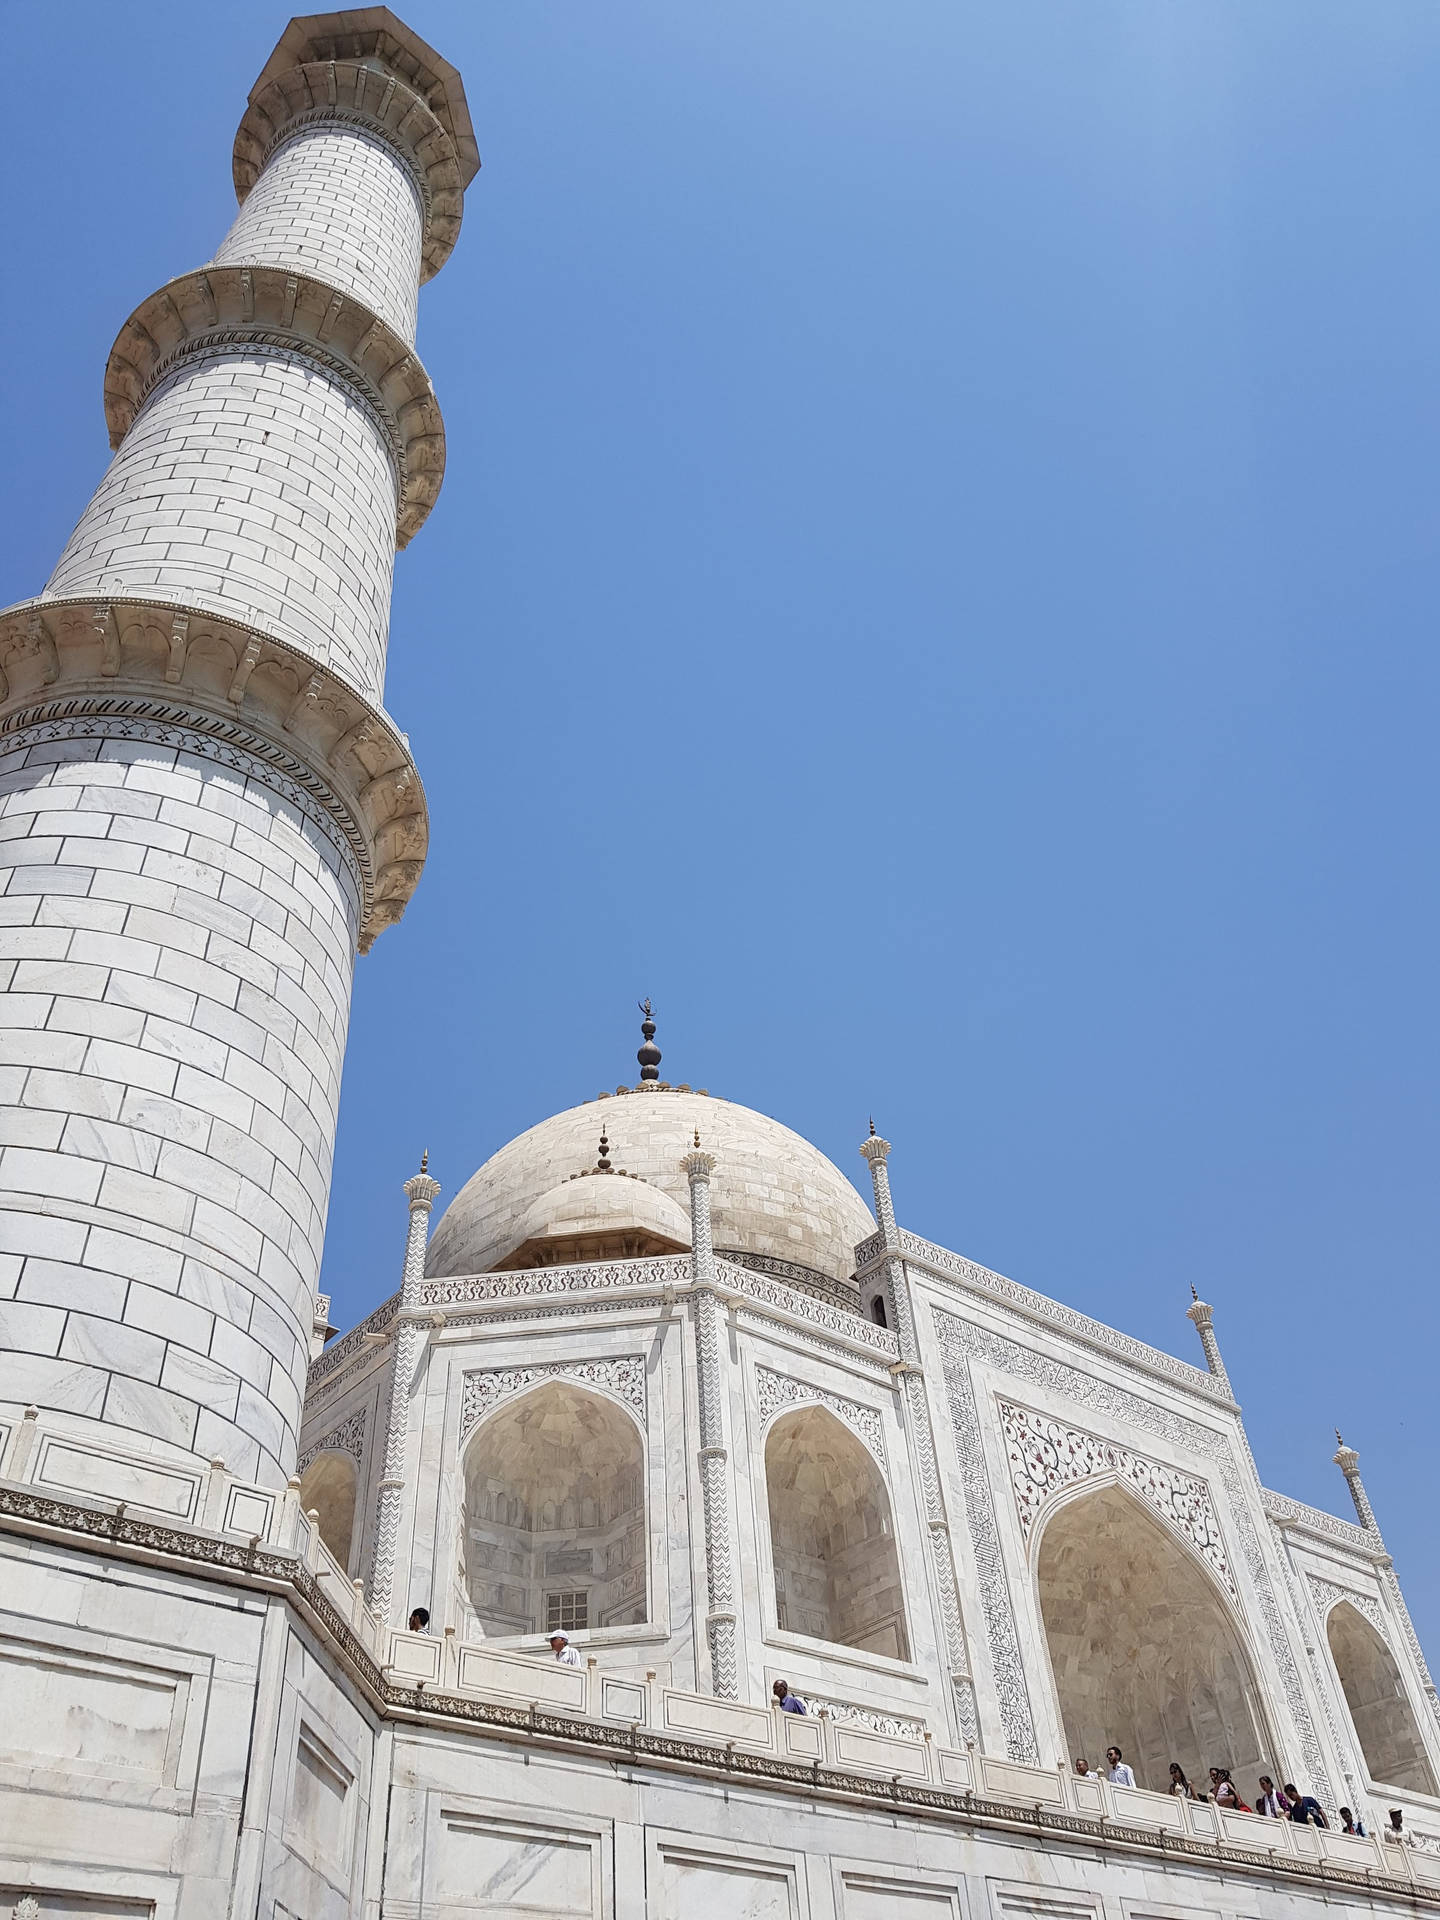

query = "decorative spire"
[637,999,661,1082]
[420,1148,429,1174]
[596,1129,612,1173]
[1190,1283,1198,1301]
[1336,1427,1344,1449]
[869,1116,877,1136]
[694,1128,701,1148]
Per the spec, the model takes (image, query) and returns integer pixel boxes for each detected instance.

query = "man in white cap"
[549,1630,581,1666]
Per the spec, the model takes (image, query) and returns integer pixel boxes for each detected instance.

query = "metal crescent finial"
[637,1000,661,1082]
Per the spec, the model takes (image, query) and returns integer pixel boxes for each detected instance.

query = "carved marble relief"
[458,1355,646,1444]
[755,1365,887,1466]
[1309,1576,1389,1639]
[999,1399,1237,1601]
[297,1405,367,1476]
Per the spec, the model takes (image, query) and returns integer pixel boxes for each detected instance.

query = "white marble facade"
[2,11,1440,1920]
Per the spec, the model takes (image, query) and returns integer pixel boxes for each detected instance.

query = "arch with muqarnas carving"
[1031,1473,1280,1796]
[1320,1596,1438,1799]
[459,1378,649,1642]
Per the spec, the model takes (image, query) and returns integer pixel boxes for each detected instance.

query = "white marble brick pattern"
[214,124,425,342]
[0,732,361,1486]
[45,349,398,706]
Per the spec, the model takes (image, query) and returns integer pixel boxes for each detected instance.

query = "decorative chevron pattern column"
[683,1139,739,1699]
[861,1128,980,1747]
[369,1155,441,1620]
[0,14,477,1487]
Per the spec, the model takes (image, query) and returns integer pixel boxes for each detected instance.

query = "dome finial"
[1190,1282,1198,1301]
[869,1115,876,1136]
[1335,1427,1344,1448]
[421,1147,429,1173]
[596,1128,612,1173]
[637,998,661,1082]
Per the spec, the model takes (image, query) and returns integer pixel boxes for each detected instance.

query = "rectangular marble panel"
[781,1712,823,1760]
[935,1747,973,1789]
[987,1887,1100,1920]
[833,1723,929,1779]
[455,1644,587,1711]
[650,1841,799,1920]
[660,1688,775,1750]
[33,1436,202,1519]
[223,1485,275,1537]
[978,1757,1065,1806]
[1109,1785,1186,1832]
[0,1629,189,1790]
[839,1872,960,1917]
[431,1807,600,1917]
[288,1722,354,1884]
[599,1675,647,1725]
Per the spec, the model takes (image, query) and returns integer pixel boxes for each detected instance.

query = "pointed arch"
[1325,1599,1437,1796]
[298,1450,359,1574]
[1035,1479,1275,1791]
[461,1378,647,1637]
[764,1404,909,1659]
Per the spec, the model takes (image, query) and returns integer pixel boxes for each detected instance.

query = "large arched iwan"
[462,1380,647,1638]
[1326,1600,1437,1797]
[764,1404,909,1660]
[1035,1480,1276,1791]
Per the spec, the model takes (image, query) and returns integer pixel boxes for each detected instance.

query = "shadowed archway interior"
[764,1405,909,1660]
[298,1452,359,1575]
[1037,1482,1274,1792]
[1326,1600,1437,1797]
[462,1381,647,1637]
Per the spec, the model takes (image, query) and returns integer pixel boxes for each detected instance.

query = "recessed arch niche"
[764,1404,909,1660]
[298,1451,359,1574]
[462,1381,647,1637]
[1036,1481,1274,1792]
[1325,1600,1437,1797]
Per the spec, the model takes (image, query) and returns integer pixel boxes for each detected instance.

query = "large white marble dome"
[425,1087,876,1287]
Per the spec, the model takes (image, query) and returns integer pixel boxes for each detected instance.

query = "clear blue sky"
[4,3,1437,1651]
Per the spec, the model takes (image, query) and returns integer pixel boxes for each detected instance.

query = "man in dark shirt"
[772,1679,807,1714]
[1283,1784,1329,1827]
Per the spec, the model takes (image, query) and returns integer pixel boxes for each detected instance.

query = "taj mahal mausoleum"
[0,11,1438,1920]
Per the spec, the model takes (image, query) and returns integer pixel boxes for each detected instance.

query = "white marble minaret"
[0,10,476,1487]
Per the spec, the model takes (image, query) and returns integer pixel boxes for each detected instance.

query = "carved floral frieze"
[1308,1576,1388,1640]
[458,1356,646,1444]
[999,1399,1236,1601]
[297,1405,368,1476]
[756,1366,886,1466]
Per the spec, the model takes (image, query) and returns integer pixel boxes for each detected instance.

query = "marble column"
[1186,1290,1234,1397]
[860,1129,978,1746]
[683,1141,738,1699]
[369,1156,441,1621]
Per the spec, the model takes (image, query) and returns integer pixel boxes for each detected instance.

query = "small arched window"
[869,1294,888,1328]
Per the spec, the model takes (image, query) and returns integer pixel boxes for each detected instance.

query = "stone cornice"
[0,594,428,952]
[878,1228,1232,1409]
[0,1482,1431,1912]
[233,58,468,280]
[104,266,444,548]
[1261,1487,1384,1558]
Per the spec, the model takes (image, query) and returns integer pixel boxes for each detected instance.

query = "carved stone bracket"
[103,267,444,546]
[298,1406,368,1477]
[234,43,477,280]
[458,1356,646,1445]
[0,595,428,952]
[756,1364,887,1467]
[999,1398,1237,1601]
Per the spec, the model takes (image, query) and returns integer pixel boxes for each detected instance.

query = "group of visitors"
[1073,1750,1349,1828]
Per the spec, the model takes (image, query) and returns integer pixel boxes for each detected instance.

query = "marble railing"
[376,1626,1440,1887]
